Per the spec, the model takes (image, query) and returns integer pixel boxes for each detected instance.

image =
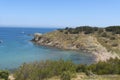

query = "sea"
[0,27,94,70]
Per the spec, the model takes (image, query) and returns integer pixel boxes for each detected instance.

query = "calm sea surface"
[0,27,94,69]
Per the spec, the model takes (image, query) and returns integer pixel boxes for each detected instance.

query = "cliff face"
[32,30,120,62]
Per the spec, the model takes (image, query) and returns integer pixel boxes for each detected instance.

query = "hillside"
[32,26,120,61]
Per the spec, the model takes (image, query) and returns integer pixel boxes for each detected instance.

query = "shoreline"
[32,41,96,62]
[33,41,119,62]
[32,31,120,62]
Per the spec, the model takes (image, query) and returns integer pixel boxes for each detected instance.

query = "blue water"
[0,27,94,69]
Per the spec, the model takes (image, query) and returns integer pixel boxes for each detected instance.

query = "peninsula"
[32,26,120,61]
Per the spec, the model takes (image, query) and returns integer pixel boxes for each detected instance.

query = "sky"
[0,0,120,28]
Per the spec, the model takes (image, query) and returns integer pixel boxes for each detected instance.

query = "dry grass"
[95,32,120,55]
[47,73,120,80]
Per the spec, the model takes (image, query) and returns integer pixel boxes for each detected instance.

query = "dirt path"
[8,74,15,80]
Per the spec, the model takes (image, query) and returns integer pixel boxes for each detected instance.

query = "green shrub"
[58,26,120,34]
[0,70,9,80]
[76,64,87,72]
[15,60,76,80]
[105,26,120,34]
[58,29,63,32]
[101,32,108,37]
[88,58,120,75]
[58,26,101,34]
[14,58,120,80]
[75,58,120,75]
[85,70,94,76]
[60,71,71,80]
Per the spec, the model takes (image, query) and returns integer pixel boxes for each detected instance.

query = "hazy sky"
[0,0,120,27]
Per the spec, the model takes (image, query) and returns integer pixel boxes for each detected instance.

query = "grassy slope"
[94,32,120,55]
[44,30,120,55]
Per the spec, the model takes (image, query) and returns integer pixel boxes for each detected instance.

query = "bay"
[0,27,94,69]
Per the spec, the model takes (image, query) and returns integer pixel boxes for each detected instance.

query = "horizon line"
[0,25,120,28]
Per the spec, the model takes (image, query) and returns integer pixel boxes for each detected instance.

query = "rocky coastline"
[32,29,120,62]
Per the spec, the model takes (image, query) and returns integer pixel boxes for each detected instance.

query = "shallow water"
[0,27,94,69]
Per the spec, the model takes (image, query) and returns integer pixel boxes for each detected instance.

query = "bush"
[60,71,71,80]
[15,60,76,80]
[85,70,94,76]
[76,64,87,72]
[88,58,120,75]
[58,29,64,32]
[76,58,120,75]
[58,26,120,34]
[105,26,120,34]
[101,32,108,37]
[14,58,120,80]
[0,70,9,80]
[58,26,101,34]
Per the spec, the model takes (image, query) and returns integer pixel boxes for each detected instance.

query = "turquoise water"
[0,27,94,69]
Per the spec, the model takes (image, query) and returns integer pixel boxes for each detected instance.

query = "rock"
[34,33,42,41]
[8,74,15,80]
[34,33,42,36]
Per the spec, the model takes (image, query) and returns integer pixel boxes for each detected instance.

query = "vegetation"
[60,71,71,80]
[76,58,120,75]
[88,58,120,75]
[1,26,119,80]
[57,26,120,54]
[58,26,100,34]
[15,60,76,80]
[0,70,9,80]
[105,26,120,34]
[58,26,120,34]
[14,58,120,80]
